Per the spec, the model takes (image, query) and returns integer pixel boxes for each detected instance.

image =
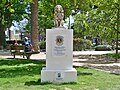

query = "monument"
[41,5,77,84]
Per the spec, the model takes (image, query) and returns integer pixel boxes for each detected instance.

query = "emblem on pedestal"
[56,35,64,46]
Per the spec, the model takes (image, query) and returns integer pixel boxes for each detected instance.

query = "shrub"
[39,38,92,51]
[39,41,46,50]
[73,38,92,51]
[95,45,112,51]
[106,53,120,59]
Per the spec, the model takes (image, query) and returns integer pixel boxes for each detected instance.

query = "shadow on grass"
[25,79,41,86]
[0,58,92,79]
[0,58,45,66]
[74,66,93,76]
[25,79,77,86]
[25,79,54,86]
[0,58,45,78]
[77,71,93,76]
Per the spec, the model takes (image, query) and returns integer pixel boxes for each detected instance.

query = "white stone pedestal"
[41,68,77,84]
[41,28,77,84]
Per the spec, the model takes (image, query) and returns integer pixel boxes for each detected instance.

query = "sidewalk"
[0,50,120,70]
[0,50,46,60]
[73,50,118,56]
[0,50,118,60]
[0,50,120,75]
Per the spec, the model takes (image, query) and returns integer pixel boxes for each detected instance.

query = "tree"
[74,0,120,43]
[0,0,32,48]
[73,0,120,62]
[38,0,90,30]
[31,0,40,52]
[0,0,14,48]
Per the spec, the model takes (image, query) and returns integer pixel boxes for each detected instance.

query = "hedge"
[95,45,112,51]
[73,38,92,51]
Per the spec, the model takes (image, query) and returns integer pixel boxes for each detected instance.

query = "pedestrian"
[22,37,34,52]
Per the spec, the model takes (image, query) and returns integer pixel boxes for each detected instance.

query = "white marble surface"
[46,28,73,70]
[41,28,77,83]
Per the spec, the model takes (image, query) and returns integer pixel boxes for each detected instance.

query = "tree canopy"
[0,0,32,47]
[0,0,119,48]
[74,0,120,43]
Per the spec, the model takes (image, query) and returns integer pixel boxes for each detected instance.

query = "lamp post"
[68,15,71,29]
[68,10,75,29]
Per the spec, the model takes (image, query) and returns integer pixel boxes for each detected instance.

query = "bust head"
[54,5,64,13]
[24,37,28,41]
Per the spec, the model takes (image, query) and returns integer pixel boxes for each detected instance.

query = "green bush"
[39,41,46,50]
[106,53,120,59]
[73,38,92,51]
[39,38,92,51]
[95,45,112,51]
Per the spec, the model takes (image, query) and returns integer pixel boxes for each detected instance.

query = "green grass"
[0,58,120,90]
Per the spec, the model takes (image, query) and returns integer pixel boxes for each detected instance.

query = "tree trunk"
[0,23,6,49]
[31,0,40,52]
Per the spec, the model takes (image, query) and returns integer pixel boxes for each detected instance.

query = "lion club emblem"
[56,36,64,46]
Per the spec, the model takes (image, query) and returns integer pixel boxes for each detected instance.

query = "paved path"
[0,50,120,69]
[73,50,118,56]
[0,50,118,60]
[0,51,46,60]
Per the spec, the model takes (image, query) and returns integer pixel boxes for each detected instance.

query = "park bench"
[10,45,39,59]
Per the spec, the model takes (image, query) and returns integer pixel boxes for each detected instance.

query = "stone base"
[41,67,77,84]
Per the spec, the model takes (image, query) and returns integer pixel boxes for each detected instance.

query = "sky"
[10,18,28,32]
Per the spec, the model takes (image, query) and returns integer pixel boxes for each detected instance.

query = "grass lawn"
[0,58,120,90]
